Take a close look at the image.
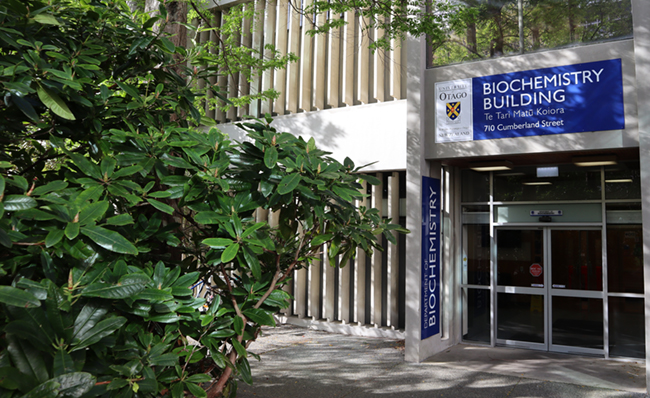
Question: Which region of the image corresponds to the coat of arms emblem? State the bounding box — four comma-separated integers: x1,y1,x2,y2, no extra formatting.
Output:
446,102,461,121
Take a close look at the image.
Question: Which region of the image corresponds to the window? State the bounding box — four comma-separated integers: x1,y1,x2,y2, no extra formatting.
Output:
428,0,633,68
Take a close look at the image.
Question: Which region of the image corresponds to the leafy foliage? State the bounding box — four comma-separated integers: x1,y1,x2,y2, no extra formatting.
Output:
0,1,406,397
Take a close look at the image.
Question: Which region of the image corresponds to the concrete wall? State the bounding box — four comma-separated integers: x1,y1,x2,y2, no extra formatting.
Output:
217,100,407,172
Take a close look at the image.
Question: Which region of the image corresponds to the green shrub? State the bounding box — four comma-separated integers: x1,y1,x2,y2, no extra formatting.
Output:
0,1,406,397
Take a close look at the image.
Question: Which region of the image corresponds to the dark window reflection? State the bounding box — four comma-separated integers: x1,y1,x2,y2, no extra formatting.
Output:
462,170,490,202
607,225,643,293
497,229,544,288
605,161,641,199
552,296,603,349
465,224,490,285
551,230,602,291
463,288,491,343
609,297,645,358
497,293,544,343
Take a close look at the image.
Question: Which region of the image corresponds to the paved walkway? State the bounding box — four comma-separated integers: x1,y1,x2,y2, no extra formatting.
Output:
238,324,647,398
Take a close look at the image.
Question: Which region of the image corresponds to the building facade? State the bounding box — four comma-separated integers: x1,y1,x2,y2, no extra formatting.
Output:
205,0,650,393
405,0,650,392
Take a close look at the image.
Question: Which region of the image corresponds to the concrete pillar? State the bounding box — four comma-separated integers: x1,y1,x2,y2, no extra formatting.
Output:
343,10,355,106
274,0,289,115
355,180,368,325
300,0,314,112
371,173,383,326
261,0,277,115
327,13,341,108
631,0,650,393
287,3,300,113
388,172,400,327
249,0,266,118
358,17,370,104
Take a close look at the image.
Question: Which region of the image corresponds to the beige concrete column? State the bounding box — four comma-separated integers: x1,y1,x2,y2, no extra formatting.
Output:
309,258,321,319
327,13,341,108
371,173,383,326
388,172,400,327
358,17,370,104
274,0,289,115
300,0,314,112
238,3,252,119
339,258,351,323
631,0,650,393
343,10,356,106
287,5,300,113
314,9,327,110
374,19,386,102
355,180,368,325
323,244,336,321
390,36,403,100
261,0,277,115
249,0,266,118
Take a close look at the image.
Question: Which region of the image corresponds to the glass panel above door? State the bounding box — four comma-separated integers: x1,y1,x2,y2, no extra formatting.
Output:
493,165,601,202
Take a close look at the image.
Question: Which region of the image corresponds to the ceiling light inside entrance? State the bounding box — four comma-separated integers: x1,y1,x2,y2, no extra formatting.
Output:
523,181,552,185
572,155,617,167
469,160,513,172
605,178,633,183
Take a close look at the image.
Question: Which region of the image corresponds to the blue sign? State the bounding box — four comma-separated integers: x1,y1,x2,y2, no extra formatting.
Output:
421,176,441,340
474,59,624,140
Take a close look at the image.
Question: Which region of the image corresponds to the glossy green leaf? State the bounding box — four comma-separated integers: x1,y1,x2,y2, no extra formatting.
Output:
243,307,275,328
241,222,265,239
311,233,333,247
31,180,68,196
147,198,175,215
81,274,150,299
232,339,247,358
185,381,207,398
37,85,75,120
71,316,127,351
264,146,278,168
233,315,244,335
72,303,109,341
65,221,80,239
80,225,138,254
0,286,41,308
221,243,240,263
78,201,109,225
6,334,48,383
242,246,261,281
105,214,134,225
277,173,301,195
11,93,39,122
20,380,59,398
0,227,11,248
53,349,75,377
237,357,253,385
3,195,37,211
202,237,233,248
33,14,62,26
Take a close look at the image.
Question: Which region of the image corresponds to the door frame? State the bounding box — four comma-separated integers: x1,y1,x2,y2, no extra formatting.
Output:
495,226,604,356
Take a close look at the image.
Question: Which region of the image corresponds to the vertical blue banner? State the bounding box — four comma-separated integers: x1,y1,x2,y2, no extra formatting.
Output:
421,176,441,340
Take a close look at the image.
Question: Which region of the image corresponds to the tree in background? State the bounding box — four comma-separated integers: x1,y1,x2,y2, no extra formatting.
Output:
0,1,405,397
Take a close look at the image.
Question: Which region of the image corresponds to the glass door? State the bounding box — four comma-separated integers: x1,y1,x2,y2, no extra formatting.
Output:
496,228,547,350
496,228,604,355
549,229,603,355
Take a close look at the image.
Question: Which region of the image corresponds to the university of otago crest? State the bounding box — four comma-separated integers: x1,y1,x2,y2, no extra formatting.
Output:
435,78,473,143
446,102,461,121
